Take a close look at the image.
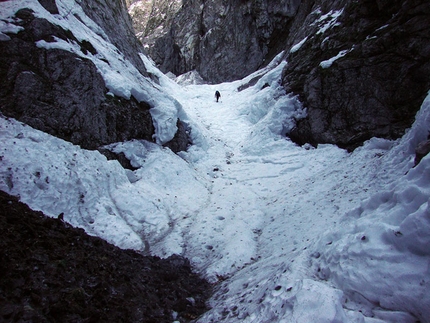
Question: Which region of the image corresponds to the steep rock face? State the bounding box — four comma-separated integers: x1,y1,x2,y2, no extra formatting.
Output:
0,8,154,150
282,0,430,150
127,0,182,48
134,0,300,82
79,0,149,78
146,0,203,77
0,1,189,152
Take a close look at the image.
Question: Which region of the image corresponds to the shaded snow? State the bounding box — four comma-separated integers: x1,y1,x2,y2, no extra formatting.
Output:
315,9,344,35
320,49,351,68
1,1,430,322
290,37,308,53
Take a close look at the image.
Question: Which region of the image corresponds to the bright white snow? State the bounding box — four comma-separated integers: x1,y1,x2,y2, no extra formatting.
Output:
320,49,351,68
290,37,308,53
1,1,430,322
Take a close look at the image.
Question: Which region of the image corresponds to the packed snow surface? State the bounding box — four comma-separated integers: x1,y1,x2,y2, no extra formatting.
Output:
1,1,430,322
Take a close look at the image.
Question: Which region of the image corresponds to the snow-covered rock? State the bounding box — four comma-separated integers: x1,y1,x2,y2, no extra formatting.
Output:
0,0,187,149
284,0,430,150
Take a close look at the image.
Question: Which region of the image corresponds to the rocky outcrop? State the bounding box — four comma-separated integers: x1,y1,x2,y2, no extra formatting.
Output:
127,0,182,48
0,2,190,153
283,0,430,150
132,0,300,82
0,8,154,150
127,0,184,76
79,0,150,78
198,0,301,82
163,119,191,153
37,0,59,14
415,138,430,166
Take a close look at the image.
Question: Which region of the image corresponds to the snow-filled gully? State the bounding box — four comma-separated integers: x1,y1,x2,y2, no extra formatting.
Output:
1,1,429,317
2,60,430,321
1,60,429,322
143,62,429,322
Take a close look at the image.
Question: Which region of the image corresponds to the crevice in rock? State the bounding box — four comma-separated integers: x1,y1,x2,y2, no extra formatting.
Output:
164,119,192,153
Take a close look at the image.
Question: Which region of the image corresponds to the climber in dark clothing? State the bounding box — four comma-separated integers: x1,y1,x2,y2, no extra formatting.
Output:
215,90,221,102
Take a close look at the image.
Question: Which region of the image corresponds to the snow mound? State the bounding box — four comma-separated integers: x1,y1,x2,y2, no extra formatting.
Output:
175,70,206,86
0,117,209,256
311,94,430,322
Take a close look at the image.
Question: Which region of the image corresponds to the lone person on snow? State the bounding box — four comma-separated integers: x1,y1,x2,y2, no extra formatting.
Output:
215,90,221,102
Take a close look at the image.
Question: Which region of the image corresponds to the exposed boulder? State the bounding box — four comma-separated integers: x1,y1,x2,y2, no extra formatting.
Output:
98,148,140,171
283,0,430,150
163,119,191,153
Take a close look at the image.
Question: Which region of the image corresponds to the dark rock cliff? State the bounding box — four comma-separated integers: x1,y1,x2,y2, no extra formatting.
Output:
0,0,188,152
283,0,430,150
132,0,301,83
0,5,152,151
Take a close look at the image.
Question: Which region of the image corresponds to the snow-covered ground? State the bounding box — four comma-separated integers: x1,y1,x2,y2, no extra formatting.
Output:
1,1,430,322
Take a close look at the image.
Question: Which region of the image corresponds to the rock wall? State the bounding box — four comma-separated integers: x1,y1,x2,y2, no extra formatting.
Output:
0,0,189,152
282,0,430,150
79,0,150,77
127,0,182,47
7,0,427,152
133,0,300,82
0,7,153,150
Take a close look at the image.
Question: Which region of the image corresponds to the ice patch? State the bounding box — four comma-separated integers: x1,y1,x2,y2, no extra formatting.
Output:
290,37,308,53
315,9,344,35
320,49,350,68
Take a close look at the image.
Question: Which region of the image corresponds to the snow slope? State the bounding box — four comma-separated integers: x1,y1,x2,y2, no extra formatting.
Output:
1,2,430,322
